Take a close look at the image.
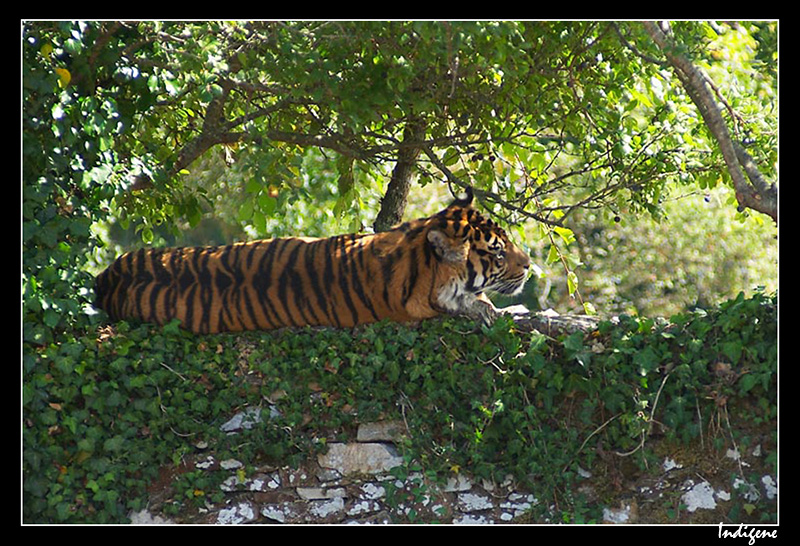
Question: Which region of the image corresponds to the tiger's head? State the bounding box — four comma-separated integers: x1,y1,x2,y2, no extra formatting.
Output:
426,189,531,305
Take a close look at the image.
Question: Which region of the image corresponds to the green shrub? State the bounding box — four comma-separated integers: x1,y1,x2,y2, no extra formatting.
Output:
22,291,776,523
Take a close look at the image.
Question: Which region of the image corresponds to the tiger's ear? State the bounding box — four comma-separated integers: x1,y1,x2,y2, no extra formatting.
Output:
449,186,474,209
427,229,469,264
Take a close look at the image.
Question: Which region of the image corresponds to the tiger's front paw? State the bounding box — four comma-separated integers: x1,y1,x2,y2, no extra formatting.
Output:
461,296,500,326
469,302,531,326
499,304,530,317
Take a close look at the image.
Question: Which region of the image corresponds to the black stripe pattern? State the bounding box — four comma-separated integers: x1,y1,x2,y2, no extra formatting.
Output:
94,190,531,333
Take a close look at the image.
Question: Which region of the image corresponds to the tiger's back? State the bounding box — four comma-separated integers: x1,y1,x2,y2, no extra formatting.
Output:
94,191,531,333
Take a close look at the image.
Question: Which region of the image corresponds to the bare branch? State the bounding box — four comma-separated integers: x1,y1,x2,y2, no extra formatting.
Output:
420,145,564,227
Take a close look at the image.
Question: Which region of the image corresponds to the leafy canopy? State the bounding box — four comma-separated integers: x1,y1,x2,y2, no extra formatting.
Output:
22,20,777,336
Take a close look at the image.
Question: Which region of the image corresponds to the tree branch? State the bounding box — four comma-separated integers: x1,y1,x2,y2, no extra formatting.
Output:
512,309,601,336
420,145,565,227
641,21,777,222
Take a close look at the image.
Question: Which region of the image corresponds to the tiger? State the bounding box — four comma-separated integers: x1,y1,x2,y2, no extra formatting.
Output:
94,188,531,334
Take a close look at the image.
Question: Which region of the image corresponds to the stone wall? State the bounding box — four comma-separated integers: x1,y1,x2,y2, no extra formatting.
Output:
130,416,538,524
129,411,777,524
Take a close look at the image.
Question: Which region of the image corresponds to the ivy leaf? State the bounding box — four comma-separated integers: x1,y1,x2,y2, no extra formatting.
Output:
633,346,661,375
721,340,743,365
103,435,125,453
40,306,61,328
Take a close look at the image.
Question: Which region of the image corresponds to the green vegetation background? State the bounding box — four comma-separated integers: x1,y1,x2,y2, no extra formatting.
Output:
22,21,777,523
23,292,777,523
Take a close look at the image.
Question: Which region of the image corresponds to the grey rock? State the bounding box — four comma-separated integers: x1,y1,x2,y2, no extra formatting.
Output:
443,474,473,492
682,481,717,512
310,497,345,519
216,501,257,524
318,442,404,476
220,407,262,433
261,502,302,524
457,492,493,512
297,487,347,501
356,420,405,442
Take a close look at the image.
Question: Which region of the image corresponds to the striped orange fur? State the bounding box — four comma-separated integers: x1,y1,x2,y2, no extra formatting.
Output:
94,189,530,333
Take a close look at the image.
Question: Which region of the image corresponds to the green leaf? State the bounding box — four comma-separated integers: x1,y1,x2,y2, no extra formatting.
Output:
738,373,758,394
628,86,653,108
633,346,661,375
23,383,35,406
141,226,154,244
546,245,560,265
567,272,578,296
237,200,254,222
43,309,61,328
245,179,261,193
252,209,266,234
563,331,584,355
257,192,277,215
103,436,125,453
721,340,743,365
554,226,575,245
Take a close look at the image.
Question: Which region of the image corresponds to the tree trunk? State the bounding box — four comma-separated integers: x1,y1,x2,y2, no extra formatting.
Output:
373,119,426,232
642,21,777,223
